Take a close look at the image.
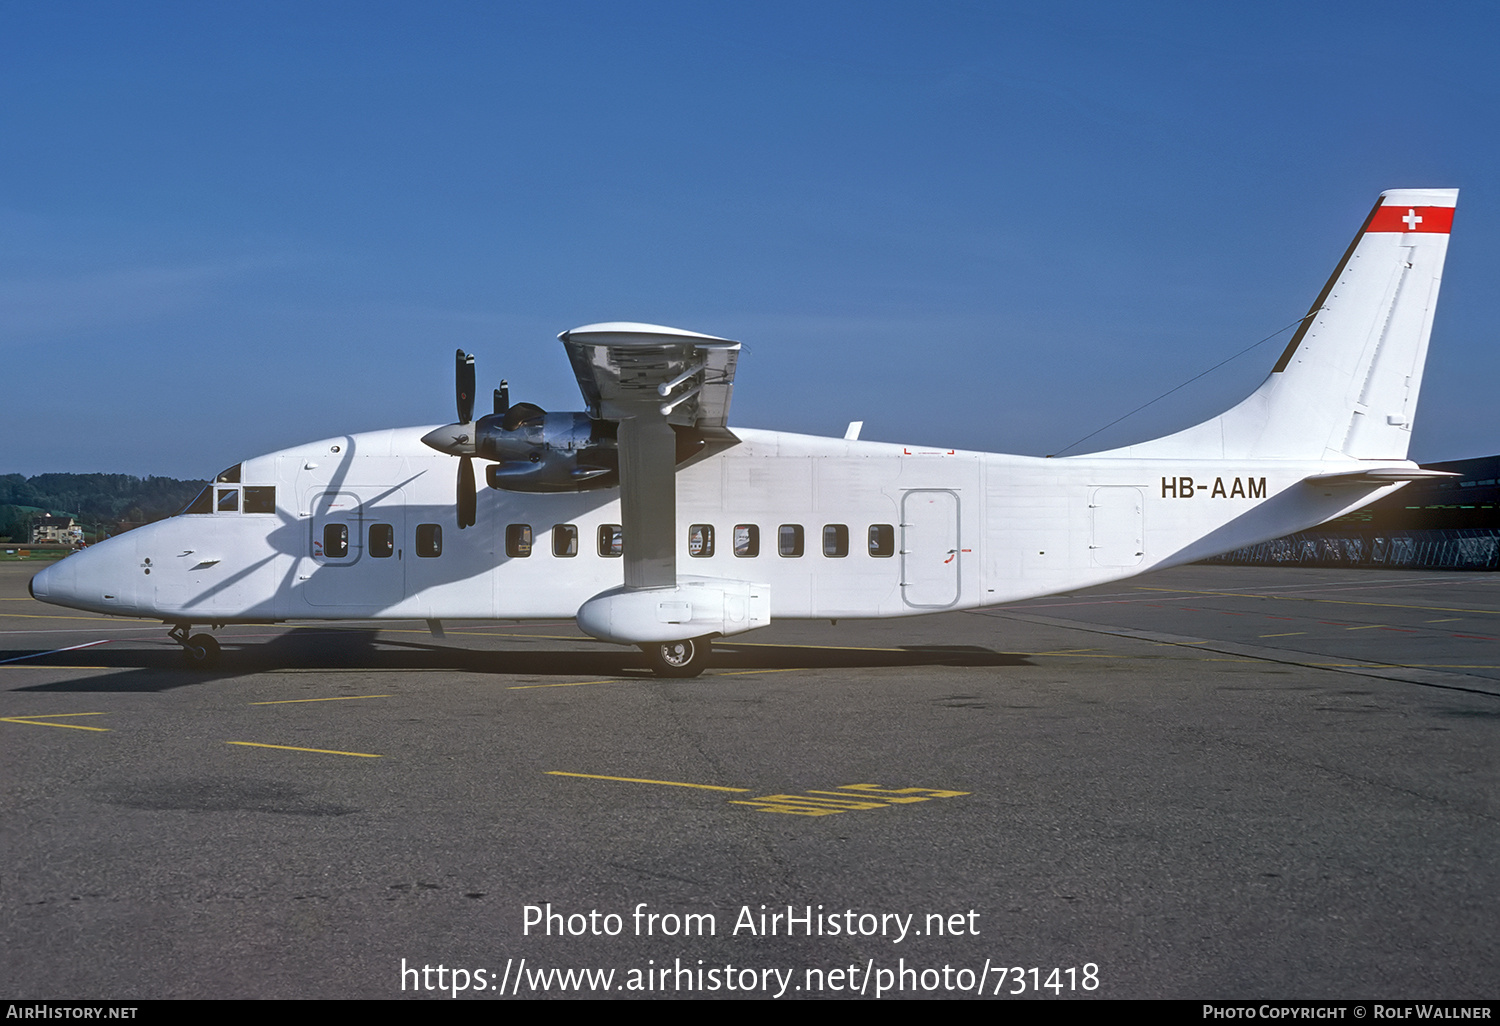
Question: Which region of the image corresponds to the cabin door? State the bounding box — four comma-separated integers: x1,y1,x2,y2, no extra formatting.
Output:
303,489,406,608
900,489,961,608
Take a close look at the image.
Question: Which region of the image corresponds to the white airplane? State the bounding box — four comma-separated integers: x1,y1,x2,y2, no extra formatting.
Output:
30,189,1460,676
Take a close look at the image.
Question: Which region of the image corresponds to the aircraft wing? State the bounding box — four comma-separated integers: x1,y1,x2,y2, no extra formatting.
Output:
559,321,741,432
557,322,742,589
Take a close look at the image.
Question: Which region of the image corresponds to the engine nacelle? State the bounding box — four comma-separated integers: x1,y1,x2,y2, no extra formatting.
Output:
478,411,618,492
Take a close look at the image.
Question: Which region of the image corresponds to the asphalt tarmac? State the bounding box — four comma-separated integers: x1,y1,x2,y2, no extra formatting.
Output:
2,561,1496,1000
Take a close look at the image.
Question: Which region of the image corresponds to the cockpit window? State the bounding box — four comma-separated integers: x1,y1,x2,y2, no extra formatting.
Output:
216,464,242,483
243,486,275,514
217,488,239,513
178,486,213,515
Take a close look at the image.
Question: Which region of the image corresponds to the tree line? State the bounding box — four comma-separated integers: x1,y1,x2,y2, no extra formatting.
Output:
0,473,208,541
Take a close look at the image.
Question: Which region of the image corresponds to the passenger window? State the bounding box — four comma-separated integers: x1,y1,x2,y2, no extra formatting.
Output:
323,523,349,558
598,524,624,557
217,488,239,513
243,486,275,514
868,524,895,557
369,523,394,558
689,524,714,557
778,524,804,557
734,524,760,557
506,524,533,557
553,524,578,557
823,524,849,557
416,523,442,557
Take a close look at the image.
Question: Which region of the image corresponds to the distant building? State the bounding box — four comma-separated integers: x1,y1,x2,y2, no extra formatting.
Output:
1205,455,1500,570
30,515,84,547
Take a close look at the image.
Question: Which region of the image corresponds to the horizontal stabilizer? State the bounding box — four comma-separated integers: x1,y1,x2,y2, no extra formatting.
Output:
1303,467,1460,487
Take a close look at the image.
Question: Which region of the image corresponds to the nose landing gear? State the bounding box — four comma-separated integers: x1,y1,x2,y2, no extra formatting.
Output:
168,623,222,668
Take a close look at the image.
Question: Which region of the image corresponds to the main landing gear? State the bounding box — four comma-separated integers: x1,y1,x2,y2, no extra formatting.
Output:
640,636,712,678
168,623,221,669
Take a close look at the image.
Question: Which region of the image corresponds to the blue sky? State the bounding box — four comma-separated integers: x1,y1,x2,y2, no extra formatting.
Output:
4,1,1497,477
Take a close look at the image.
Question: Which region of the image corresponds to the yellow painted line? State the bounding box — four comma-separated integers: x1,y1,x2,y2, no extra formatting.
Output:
1426,618,1461,623
707,667,806,677
1155,640,1207,645
727,640,905,653
226,741,381,758
6,711,108,718
249,695,392,705
1314,663,1500,670
1259,632,1307,637
384,629,586,640
1346,624,1384,631
1132,586,1500,617
508,678,641,690
2,712,109,732
547,771,750,793
0,613,125,621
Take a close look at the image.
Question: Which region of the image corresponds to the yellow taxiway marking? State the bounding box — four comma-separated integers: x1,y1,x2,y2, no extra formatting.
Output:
1313,662,1500,670
547,771,750,793
1426,618,1461,623
727,640,905,653
2,712,110,731
1259,632,1307,637
508,678,642,690
383,629,586,641
1345,624,1385,630
249,695,392,705
1133,586,1500,617
0,613,126,621
226,741,381,758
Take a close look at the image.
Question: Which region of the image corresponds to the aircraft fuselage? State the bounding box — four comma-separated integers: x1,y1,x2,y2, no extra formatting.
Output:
30,425,1392,626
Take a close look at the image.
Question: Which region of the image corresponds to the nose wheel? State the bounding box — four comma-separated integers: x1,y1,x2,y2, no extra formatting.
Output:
641,637,711,678
168,624,222,669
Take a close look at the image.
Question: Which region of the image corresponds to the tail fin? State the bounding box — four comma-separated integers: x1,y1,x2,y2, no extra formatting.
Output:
1090,189,1456,461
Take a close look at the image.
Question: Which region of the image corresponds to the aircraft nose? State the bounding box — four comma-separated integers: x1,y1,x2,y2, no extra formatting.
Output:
421,423,476,456
29,559,62,603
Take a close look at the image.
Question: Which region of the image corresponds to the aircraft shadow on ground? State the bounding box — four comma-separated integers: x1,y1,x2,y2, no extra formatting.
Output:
4,632,1030,692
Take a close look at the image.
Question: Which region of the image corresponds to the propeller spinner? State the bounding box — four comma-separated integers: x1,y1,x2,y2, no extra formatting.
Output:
420,349,480,528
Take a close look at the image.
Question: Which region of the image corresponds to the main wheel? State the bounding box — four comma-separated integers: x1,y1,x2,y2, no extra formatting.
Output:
183,633,221,669
642,637,710,678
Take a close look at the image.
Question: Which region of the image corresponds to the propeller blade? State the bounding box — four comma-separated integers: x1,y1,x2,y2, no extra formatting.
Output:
456,349,476,424
458,455,476,529
495,379,509,417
